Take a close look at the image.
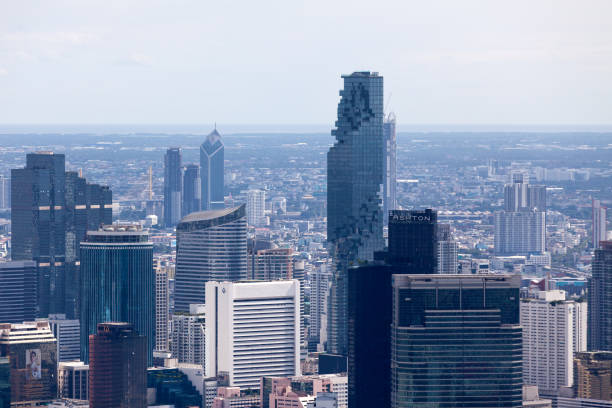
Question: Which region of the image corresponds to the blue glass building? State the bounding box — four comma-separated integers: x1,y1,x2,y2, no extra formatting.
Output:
80,225,154,365
182,164,201,217
200,129,224,210
327,71,384,356
164,147,183,227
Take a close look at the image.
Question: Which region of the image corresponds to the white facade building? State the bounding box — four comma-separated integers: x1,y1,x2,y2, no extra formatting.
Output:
171,304,205,366
246,189,266,227
205,280,301,388
593,198,607,249
155,266,170,351
521,290,587,393
309,262,331,351
494,210,546,255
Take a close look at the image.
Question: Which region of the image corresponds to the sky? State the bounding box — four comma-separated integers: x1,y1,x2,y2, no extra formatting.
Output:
1,0,612,126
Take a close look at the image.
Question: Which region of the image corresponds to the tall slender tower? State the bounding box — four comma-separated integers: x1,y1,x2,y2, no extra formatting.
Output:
182,164,201,216
164,147,182,227
327,71,384,356
588,241,612,351
200,129,225,210
383,112,397,226
593,198,607,249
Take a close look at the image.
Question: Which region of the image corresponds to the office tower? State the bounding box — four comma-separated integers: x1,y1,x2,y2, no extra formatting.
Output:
200,128,225,211
0,176,9,209
88,322,146,408
164,147,182,227
574,352,612,400
593,199,608,249
58,361,89,400
48,314,80,362
80,225,154,364
0,261,36,323
589,241,612,351
171,304,205,366
388,209,438,272
0,321,58,405
383,112,397,226
437,223,458,274
182,164,201,216
494,210,546,255
155,266,169,352
174,205,247,312
293,259,306,354
327,71,384,356
247,189,266,226
12,152,112,318
254,248,293,280
247,237,272,279
521,291,587,393
205,280,301,388
309,262,331,351
390,274,523,407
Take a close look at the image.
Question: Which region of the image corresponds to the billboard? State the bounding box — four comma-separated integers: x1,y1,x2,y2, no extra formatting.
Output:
25,348,41,381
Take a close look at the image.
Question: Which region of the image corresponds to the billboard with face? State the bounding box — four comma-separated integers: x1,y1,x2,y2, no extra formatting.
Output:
25,349,41,380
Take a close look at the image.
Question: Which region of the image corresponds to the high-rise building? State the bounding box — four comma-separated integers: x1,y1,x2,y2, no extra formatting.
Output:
171,303,205,366
254,248,293,280
589,241,612,351
80,225,154,365
574,351,612,400
309,261,331,352
593,199,608,249
383,112,397,226
182,164,201,217
292,259,306,355
0,261,37,323
58,361,89,400
200,129,225,211
88,322,147,408
327,71,384,356
11,152,111,318
155,266,169,352
387,209,438,272
164,147,182,227
205,280,301,388
0,321,58,405
0,176,9,209
48,313,81,362
391,274,523,407
521,290,587,393
437,223,458,274
247,189,266,226
174,205,247,312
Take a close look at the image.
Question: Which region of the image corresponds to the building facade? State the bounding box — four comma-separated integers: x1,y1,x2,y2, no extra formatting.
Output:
182,164,201,217
164,147,182,227
48,313,80,362
58,361,89,401
327,71,384,356
495,210,546,255
155,266,169,352
383,112,397,226
200,129,225,211
593,199,608,249
246,189,266,227
589,241,612,351
574,351,612,400
174,205,247,312
171,304,205,366
0,261,36,323
254,248,293,281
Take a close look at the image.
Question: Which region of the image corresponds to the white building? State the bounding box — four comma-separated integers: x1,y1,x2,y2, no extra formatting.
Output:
494,210,546,255
47,314,80,362
593,198,607,249
58,361,89,401
155,266,170,352
171,304,205,366
205,280,301,388
246,189,266,227
521,290,587,393
309,262,331,351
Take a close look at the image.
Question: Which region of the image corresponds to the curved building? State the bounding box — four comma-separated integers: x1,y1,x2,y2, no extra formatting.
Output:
174,205,247,312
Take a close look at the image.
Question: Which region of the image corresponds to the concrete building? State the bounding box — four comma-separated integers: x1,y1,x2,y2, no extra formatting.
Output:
171,304,205,366
155,266,169,352
437,224,458,274
593,199,608,249
58,360,89,400
574,352,612,400
308,262,330,352
247,189,266,227
260,374,347,408
523,386,552,408
254,248,293,280
164,147,182,227
48,313,81,362
205,280,301,388
212,387,259,408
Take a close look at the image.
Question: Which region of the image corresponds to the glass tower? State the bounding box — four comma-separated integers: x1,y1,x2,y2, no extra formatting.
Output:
588,240,612,351
383,112,397,226
164,147,182,228
182,164,201,217
391,274,523,408
174,205,247,312
79,225,154,365
200,129,224,210
327,71,384,356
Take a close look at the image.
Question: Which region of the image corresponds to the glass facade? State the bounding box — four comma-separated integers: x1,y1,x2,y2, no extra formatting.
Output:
383,113,397,226
164,147,183,227
327,71,384,356
182,164,201,217
80,227,154,365
388,209,438,272
200,129,224,210
391,274,522,408
589,241,612,351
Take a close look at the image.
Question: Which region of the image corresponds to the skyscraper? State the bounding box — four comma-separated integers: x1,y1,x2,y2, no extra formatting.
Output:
0,175,9,209
182,164,201,217
383,112,397,226
174,205,247,312
171,304,205,366
593,199,608,249
155,266,169,352
205,280,301,388
88,322,147,408
80,224,154,365
0,261,36,323
589,241,612,351
391,274,523,407
200,129,224,211
164,147,182,227
246,189,266,226
12,152,112,318
327,71,384,356
437,223,458,274
309,261,331,352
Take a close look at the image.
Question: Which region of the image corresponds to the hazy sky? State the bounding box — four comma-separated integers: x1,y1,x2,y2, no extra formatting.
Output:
1,0,611,126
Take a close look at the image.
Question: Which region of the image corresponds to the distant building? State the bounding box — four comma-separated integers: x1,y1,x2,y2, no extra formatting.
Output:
205,280,301,388
0,260,36,323
80,224,154,365
254,248,293,280
247,189,266,226
0,175,9,209
48,314,80,362
260,374,347,408
495,210,546,255
182,163,201,217
171,304,205,366
174,205,247,312
155,266,169,352
88,322,146,408
574,351,612,400
0,321,58,405
200,129,225,211
147,367,203,407
327,72,384,357
58,360,89,401
164,147,182,227
213,386,259,408
437,224,458,274
383,112,397,226
593,199,608,249
589,241,612,351
309,262,331,352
